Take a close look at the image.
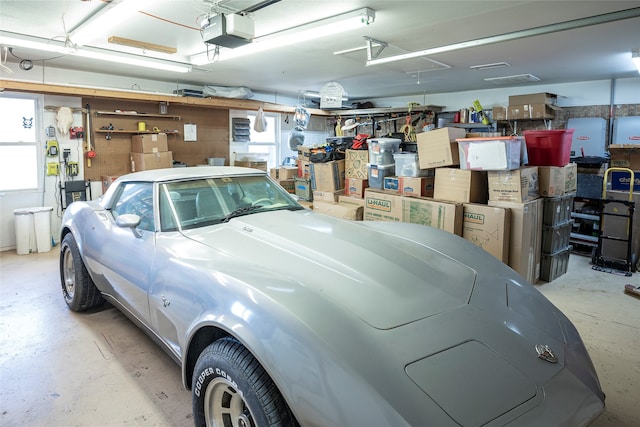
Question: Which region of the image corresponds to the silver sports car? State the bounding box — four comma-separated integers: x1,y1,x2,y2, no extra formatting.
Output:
59,166,605,427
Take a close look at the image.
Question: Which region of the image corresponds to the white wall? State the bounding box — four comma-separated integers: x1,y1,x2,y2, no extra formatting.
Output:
369,77,640,111
3,64,300,106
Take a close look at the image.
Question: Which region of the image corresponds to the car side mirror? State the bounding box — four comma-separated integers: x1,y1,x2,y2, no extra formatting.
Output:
116,214,143,237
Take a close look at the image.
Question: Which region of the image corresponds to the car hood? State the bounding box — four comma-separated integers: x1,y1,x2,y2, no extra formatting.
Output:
184,209,476,330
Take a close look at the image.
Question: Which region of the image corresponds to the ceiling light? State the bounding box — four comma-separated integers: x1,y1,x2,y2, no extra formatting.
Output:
484,74,540,85
470,62,510,71
69,0,152,47
191,7,375,65
0,31,191,73
633,49,640,74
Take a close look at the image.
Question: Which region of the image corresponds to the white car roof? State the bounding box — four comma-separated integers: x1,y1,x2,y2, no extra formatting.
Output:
120,166,266,183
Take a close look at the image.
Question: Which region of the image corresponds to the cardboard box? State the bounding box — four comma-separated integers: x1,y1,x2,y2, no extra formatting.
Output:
400,176,434,197
508,104,557,120
278,179,295,194
610,170,640,192
508,92,557,106
463,204,511,263
338,195,365,206
492,106,507,121
313,189,344,202
345,149,369,179
609,145,640,170
417,127,467,169
508,105,526,120
101,175,119,193
344,178,368,198
310,160,345,191
488,199,543,284
294,178,312,200
364,189,463,235
131,133,168,153
235,160,268,171
434,168,488,204
131,151,173,171
270,166,298,180
538,164,577,196
297,159,311,178
488,167,539,202
313,200,363,221
528,103,557,119
297,145,312,161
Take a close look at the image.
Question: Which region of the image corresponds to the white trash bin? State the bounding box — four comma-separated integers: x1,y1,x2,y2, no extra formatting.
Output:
13,207,53,254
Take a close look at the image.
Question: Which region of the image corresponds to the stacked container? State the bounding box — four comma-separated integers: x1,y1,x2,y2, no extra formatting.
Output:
367,138,401,188
540,194,574,281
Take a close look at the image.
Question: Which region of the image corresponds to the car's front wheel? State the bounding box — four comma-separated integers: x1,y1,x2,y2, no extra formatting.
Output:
192,337,297,427
59,233,104,311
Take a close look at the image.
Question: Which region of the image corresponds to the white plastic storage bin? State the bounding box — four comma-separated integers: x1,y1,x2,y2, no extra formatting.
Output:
13,207,53,255
367,163,395,189
368,138,401,165
457,136,523,171
393,152,431,177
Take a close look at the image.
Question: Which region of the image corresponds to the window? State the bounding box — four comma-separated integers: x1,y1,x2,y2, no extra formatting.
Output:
247,111,279,169
0,94,40,191
110,182,155,232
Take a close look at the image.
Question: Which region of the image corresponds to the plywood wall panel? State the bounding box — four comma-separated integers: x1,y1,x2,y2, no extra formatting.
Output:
82,98,229,181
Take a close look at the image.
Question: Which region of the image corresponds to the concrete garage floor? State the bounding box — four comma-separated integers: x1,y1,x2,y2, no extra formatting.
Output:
0,248,639,427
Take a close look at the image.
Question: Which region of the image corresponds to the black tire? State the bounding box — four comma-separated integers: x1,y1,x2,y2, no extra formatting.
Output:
192,337,297,427
59,233,104,311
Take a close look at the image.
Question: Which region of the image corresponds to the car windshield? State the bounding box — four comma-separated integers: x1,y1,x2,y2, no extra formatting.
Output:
159,174,304,231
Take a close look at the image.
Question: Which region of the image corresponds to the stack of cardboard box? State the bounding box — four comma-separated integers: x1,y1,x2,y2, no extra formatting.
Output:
269,166,297,194
286,120,580,283
492,92,561,121
130,133,173,171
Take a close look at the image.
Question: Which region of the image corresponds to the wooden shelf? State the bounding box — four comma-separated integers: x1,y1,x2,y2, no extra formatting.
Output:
95,110,182,120
445,122,495,129
328,104,443,116
95,130,179,134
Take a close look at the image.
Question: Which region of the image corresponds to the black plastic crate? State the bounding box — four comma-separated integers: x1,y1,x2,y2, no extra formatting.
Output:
542,221,573,254
543,194,574,226
542,220,573,253
540,246,571,282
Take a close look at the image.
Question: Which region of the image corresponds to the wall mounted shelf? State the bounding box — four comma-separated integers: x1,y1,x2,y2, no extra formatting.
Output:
95,130,179,135
95,110,182,120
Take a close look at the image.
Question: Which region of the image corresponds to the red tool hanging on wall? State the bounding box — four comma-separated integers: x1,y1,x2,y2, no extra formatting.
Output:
84,103,96,167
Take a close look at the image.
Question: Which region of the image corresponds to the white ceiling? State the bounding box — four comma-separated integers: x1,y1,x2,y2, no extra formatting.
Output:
1,0,639,101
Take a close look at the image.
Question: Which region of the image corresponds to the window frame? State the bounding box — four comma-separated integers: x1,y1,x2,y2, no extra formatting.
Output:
0,92,44,192
246,111,280,170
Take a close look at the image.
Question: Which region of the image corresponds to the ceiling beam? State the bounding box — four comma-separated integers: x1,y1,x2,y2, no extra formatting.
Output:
107,36,177,54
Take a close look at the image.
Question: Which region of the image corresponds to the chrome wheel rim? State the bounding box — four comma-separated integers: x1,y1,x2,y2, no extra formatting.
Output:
62,248,75,299
204,377,255,427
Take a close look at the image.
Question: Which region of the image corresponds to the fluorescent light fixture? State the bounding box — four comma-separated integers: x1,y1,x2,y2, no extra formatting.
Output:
0,32,191,73
69,0,152,47
484,74,540,85
469,62,510,71
191,7,375,65
633,49,640,74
